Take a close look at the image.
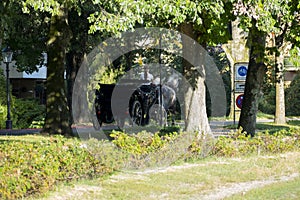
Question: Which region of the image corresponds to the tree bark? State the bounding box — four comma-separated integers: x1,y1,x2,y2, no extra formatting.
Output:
274,51,286,124
180,23,211,134
238,18,267,136
43,6,72,136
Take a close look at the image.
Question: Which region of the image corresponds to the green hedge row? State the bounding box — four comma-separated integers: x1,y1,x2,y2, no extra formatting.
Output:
0,136,111,200
0,98,45,129
210,128,300,157
1,127,300,199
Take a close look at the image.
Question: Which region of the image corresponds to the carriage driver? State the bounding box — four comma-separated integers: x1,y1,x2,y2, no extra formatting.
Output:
139,64,154,82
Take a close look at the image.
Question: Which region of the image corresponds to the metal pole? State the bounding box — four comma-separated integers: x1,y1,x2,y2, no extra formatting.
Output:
5,62,12,129
233,63,236,126
159,34,163,126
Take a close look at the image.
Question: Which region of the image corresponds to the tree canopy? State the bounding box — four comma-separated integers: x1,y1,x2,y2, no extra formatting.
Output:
1,0,299,136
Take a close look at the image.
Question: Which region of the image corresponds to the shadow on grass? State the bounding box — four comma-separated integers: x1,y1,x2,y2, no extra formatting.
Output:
225,121,300,135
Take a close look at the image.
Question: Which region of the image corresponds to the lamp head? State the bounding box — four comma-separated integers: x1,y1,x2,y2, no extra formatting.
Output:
2,46,13,63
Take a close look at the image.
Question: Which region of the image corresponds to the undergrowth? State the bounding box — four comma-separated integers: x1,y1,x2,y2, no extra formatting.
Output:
1,126,300,199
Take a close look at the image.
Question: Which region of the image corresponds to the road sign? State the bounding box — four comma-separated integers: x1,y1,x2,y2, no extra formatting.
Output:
235,82,245,92
235,63,248,81
236,94,244,109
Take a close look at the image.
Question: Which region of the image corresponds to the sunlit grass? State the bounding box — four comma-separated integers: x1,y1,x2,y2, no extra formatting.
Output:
33,152,300,200
227,177,300,200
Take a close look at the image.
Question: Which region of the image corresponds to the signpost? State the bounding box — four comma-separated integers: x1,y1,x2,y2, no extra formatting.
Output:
233,62,248,125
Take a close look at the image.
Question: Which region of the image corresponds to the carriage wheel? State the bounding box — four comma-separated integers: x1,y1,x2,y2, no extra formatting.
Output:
131,100,143,126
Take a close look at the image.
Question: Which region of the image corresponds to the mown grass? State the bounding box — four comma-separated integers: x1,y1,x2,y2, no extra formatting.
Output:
34,152,300,200
227,176,300,200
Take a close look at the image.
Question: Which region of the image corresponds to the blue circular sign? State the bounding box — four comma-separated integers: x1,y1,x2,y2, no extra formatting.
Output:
238,66,247,77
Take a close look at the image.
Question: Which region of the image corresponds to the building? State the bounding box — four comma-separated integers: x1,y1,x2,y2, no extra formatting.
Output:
0,61,46,104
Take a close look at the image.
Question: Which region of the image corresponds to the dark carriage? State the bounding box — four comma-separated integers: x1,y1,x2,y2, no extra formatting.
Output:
93,79,167,129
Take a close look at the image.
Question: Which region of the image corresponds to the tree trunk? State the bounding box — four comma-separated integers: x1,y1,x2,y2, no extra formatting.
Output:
66,51,87,124
180,23,211,134
238,18,267,136
43,6,72,136
66,8,91,125
274,51,286,124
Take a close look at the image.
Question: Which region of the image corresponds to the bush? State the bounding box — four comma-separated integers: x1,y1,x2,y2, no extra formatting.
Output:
0,68,6,105
0,98,45,129
1,126,300,199
286,74,300,116
210,128,300,157
11,98,45,129
0,136,110,200
0,104,8,129
110,130,179,155
259,87,275,115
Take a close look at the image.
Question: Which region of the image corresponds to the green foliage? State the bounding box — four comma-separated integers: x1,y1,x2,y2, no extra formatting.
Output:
110,130,179,155
0,136,109,200
210,128,300,157
0,98,45,129
1,124,300,199
259,86,275,115
0,69,6,105
0,104,8,128
12,99,45,129
88,0,234,44
29,119,45,129
286,74,300,116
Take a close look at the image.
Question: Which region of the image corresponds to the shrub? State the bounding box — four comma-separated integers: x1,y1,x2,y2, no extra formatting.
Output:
286,74,300,116
0,68,6,105
0,136,110,200
0,104,8,129
258,87,275,115
12,98,45,129
110,130,179,155
1,126,300,199
210,128,300,157
0,98,45,129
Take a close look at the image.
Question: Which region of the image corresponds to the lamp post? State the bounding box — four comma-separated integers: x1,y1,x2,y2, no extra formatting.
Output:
2,46,13,129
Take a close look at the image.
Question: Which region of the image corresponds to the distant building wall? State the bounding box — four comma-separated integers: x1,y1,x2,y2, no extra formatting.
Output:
1,62,46,104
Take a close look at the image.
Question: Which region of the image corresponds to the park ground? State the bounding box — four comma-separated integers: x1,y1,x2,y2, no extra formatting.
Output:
1,116,300,200
32,151,300,200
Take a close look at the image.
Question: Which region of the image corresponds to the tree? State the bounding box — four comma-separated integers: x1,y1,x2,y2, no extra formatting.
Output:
22,0,82,135
89,0,233,133
238,17,267,136
17,0,234,135
234,0,300,136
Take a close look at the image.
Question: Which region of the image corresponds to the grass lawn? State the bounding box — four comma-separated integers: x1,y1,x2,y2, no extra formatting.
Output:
32,151,300,200
2,118,300,200
227,177,300,200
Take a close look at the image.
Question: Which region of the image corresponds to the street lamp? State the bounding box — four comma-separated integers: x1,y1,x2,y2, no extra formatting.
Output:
2,46,13,129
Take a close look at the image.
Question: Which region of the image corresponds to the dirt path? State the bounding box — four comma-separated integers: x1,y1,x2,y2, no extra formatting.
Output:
40,154,299,200
197,173,299,200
